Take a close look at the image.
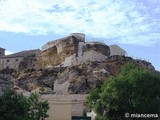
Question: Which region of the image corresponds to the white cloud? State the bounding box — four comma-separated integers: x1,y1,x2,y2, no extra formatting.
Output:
5,50,13,55
0,0,160,45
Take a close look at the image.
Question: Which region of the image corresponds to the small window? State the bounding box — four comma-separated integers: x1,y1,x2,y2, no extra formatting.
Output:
15,59,18,62
7,60,10,62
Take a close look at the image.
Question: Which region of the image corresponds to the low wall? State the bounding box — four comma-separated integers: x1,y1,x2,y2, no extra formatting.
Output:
40,94,88,120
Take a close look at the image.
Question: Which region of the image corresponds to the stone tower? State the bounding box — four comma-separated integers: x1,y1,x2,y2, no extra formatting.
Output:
70,33,85,42
0,47,5,57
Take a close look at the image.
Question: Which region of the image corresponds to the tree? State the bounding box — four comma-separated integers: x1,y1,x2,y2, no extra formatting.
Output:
87,62,160,120
0,88,49,120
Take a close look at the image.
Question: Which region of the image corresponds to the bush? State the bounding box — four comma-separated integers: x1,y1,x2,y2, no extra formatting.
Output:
87,62,160,120
0,88,49,120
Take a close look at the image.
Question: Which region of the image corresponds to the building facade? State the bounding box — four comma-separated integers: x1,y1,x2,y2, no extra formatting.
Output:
0,47,5,57
38,33,111,68
109,44,127,56
0,49,41,70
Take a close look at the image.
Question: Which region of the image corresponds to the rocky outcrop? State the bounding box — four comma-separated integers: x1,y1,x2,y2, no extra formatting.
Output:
38,35,80,68
8,55,156,94
18,57,38,71
135,59,155,70
0,33,157,95
37,36,110,68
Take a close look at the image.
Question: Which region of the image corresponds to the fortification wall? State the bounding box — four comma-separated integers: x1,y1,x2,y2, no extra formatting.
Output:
0,49,5,57
2,57,23,70
39,39,110,69
109,45,126,56
59,50,108,67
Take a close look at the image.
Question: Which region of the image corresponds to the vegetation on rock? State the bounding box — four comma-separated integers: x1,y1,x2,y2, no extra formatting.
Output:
87,62,160,120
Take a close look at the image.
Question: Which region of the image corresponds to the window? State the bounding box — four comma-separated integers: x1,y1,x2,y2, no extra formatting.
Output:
15,59,18,62
7,60,10,62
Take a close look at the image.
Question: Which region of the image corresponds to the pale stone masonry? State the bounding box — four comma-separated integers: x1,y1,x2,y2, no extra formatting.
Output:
109,44,127,56
40,94,88,120
38,33,127,68
0,33,127,70
0,47,5,57
0,49,41,70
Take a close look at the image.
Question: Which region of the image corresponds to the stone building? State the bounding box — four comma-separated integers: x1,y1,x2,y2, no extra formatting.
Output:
38,33,110,68
0,49,41,70
0,47,5,57
0,47,6,69
109,44,127,56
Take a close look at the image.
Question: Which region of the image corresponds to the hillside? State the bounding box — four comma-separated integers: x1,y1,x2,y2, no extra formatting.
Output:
0,55,154,94
0,33,157,94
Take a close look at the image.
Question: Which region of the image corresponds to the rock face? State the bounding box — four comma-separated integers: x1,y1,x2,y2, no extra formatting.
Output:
18,57,38,71
0,33,157,95
10,55,155,94
38,35,80,68
37,34,110,68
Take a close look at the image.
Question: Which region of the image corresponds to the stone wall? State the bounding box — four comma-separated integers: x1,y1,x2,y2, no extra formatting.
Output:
38,37,110,68
0,48,5,57
1,57,23,70
60,50,108,67
109,45,126,56
0,49,40,70
0,59,4,70
39,94,88,120
46,101,71,120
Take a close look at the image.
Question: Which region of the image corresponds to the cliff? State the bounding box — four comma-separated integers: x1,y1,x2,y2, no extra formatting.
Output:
10,55,155,94
37,34,110,68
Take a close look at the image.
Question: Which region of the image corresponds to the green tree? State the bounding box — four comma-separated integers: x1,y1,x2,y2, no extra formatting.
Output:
87,62,160,120
0,88,49,120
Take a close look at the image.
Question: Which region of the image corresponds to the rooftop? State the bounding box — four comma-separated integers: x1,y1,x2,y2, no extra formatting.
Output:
0,47,5,50
2,49,41,58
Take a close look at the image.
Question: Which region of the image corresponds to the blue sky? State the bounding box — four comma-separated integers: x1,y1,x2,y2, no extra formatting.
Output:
0,0,159,70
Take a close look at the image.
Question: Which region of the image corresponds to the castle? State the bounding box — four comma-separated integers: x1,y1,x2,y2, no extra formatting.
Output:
38,33,127,68
0,33,127,70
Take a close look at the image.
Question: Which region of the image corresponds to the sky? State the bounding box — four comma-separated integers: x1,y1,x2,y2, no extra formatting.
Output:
0,0,159,71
